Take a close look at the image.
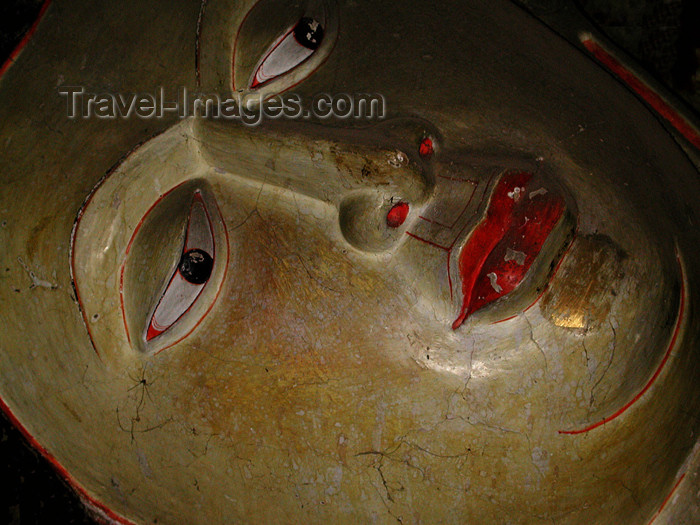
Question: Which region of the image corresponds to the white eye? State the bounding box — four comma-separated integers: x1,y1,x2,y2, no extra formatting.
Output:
146,191,215,341
250,17,324,88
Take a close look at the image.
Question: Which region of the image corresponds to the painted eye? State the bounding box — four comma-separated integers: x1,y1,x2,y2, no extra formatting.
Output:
250,17,324,88
178,249,213,285
146,191,216,341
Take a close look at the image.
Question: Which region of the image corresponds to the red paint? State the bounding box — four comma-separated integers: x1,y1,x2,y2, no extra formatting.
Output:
492,229,578,323
419,137,434,159
119,266,130,347
418,214,451,228
559,255,685,435
387,202,409,228
405,231,454,298
419,178,478,231
230,0,255,91
406,174,495,310
145,191,214,342
405,231,450,251
452,171,565,329
154,193,229,355
146,323,163,341
581,36,700,150
492,314,518,324
250,25,296,88
647,472,686,525
0,397,135,525
121,188,226,350
0,0,52,79
446,254,454,299
418,215,460,230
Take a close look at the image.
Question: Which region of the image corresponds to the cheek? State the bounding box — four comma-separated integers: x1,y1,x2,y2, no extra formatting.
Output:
158,190,429,433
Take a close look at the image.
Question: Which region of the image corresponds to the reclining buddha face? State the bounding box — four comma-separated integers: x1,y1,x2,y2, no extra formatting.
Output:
1,0,699,523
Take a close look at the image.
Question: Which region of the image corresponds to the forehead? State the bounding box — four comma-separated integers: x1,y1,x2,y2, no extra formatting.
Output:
199,0,689,197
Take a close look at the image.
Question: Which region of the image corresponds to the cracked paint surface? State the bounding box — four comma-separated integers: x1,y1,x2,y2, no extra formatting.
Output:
1,0,699,524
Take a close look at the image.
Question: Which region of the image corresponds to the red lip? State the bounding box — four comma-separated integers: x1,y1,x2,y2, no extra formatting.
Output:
452,170,566,329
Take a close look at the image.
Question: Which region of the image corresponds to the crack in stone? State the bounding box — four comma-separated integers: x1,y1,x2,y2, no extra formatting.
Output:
525,316,548,375
589,319,617,409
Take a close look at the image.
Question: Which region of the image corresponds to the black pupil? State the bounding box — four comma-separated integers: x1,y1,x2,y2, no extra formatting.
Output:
294,17,323,50
178,249,213,285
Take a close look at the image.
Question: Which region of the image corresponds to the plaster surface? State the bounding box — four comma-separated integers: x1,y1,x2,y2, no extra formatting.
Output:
0,1,698,523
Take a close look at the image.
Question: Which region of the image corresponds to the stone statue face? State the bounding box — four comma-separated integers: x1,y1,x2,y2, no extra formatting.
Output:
1,0,698,523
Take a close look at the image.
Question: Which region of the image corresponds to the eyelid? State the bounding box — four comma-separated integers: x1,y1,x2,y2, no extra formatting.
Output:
250,17,324,89
231,1,338,95
145,191,215,342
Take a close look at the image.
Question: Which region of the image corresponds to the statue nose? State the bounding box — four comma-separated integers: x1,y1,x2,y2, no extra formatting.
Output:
193,116,435,253
193,117,432,203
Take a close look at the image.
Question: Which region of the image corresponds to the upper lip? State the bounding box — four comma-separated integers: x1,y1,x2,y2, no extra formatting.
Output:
452,170,567,329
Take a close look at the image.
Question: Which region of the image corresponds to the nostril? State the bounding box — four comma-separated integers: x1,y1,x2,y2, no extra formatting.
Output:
338,192,413,252
419,137,434,159
386,202,409,228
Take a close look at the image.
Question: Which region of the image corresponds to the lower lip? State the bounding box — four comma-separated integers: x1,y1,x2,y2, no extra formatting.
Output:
452,170,565,329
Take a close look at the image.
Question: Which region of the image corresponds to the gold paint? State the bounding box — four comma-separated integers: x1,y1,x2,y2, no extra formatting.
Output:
541,234,626,333
551,311,586,329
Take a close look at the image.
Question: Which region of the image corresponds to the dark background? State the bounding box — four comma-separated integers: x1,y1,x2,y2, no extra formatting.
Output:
1,0,698,523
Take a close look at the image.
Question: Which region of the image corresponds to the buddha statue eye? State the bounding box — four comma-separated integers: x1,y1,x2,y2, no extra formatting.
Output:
231,1,337,94
250,17,324,88
145,191,216,341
